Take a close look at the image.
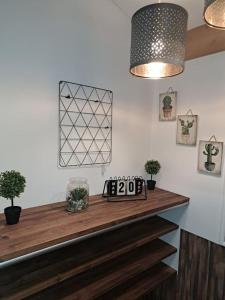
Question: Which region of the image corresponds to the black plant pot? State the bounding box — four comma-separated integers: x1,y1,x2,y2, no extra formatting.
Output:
147,180,156,190
205,162,215,172
4,206,21,225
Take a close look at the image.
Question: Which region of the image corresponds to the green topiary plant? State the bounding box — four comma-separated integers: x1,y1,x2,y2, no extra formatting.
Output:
145,160,161,181
0,170,26,225
0,170,26,207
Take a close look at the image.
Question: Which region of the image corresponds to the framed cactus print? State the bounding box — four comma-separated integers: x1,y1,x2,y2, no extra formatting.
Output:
159,89,177,121
176,115,198,145
198,140,223,176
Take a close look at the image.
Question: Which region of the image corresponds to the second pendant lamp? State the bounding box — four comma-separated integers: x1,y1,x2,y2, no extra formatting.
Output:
204,0,225,30
130,3,188,79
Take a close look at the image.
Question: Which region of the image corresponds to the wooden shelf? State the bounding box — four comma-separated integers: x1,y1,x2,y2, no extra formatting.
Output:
0,216,178,300
0,188,189,261
26,240,176,300
0,188,187,299
98,263,177,300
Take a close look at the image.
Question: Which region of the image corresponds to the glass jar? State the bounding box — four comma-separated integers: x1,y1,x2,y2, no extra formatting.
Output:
66,178,89,213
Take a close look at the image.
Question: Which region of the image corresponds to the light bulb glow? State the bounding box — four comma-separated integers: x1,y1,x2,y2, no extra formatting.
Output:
130,62,183,79
151,40,165,55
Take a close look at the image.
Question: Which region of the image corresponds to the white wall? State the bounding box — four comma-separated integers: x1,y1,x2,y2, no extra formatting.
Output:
1,0,225,273
0,0,152,212
150,52,225,268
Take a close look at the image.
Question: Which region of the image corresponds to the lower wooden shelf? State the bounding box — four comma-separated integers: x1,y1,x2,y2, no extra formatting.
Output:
1,216,178,300
27,240,176,300
98,263,177,300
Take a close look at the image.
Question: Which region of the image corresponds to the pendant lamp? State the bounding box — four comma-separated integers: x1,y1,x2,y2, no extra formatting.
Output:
204,0,225,30
130,3,188,79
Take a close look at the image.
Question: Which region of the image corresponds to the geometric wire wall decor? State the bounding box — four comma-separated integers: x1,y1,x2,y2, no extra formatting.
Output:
59,81,113,167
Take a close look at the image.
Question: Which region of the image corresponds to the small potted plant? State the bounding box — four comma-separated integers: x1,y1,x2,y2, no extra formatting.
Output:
0,170,26,225
145,160,161,190
66,187,89,212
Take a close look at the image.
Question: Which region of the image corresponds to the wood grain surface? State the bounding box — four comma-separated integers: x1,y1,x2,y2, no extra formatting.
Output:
0,216,178,300
143,274,177,300
186,24,225,61
178,230,225,300
178,230,210,300
207,241,225,300
26,241,176,300
0,188,189,261
97,263,177,300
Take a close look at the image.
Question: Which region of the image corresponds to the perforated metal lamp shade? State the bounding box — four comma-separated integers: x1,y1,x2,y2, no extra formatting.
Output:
130,3,188,79
204,0,225,30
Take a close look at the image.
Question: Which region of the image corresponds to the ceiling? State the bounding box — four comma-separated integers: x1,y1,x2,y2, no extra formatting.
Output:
112,0,204,29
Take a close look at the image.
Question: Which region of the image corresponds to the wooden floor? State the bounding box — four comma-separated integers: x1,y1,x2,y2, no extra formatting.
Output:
178,230,225,300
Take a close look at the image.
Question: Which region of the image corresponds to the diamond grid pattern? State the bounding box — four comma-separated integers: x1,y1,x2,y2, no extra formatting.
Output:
59,81,112,167
130,3,188,70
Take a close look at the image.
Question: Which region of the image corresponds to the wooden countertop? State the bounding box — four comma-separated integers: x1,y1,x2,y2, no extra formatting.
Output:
0,188,189,262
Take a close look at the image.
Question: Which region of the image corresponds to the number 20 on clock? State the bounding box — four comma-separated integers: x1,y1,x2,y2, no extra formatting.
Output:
116,178,137,196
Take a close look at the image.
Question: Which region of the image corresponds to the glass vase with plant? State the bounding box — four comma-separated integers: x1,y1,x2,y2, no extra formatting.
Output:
66,178,89,213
